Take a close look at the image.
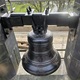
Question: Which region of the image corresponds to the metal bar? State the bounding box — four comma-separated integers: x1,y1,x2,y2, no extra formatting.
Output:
57,49,66,51
19,48,66,52
1,12,79,28
0,4,5,8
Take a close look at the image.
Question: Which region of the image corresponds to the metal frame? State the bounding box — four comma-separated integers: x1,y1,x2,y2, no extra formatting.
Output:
0,11,79,39
1,12,79,28
0,1,21,80
64,0,80,80
0,0,8,13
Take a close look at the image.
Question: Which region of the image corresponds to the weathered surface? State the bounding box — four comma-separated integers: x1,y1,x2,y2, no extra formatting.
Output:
0,25,21,80
12,75,71,80
65,19,80,80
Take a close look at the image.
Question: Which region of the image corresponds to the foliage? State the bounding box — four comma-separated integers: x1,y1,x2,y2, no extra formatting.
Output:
53,0,75,12
6,0,75,12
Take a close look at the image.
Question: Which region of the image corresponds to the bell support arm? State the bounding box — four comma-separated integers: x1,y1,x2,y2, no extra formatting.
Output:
0,12,79,30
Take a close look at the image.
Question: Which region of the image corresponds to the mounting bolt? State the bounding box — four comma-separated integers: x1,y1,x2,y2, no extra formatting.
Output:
26,6,32,15
45,7,49,15
0,8,4,12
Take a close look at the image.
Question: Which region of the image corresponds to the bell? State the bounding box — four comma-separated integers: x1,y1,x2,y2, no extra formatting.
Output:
22,14,61,76
22,30,61,76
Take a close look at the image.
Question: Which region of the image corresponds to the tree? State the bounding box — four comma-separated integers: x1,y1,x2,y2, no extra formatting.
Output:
28,0,75,12
6,0,75,12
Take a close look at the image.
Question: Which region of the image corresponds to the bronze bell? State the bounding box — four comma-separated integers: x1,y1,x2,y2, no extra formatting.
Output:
22,14,61,76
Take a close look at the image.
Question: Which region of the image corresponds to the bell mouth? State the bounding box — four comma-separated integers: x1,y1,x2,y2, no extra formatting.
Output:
22,52,61,76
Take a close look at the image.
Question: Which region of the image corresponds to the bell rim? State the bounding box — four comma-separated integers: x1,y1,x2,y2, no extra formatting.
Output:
22,53,61,76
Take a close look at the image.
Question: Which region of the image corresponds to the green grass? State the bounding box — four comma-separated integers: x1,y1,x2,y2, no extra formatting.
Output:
6,2,45,12
7,2,35,12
